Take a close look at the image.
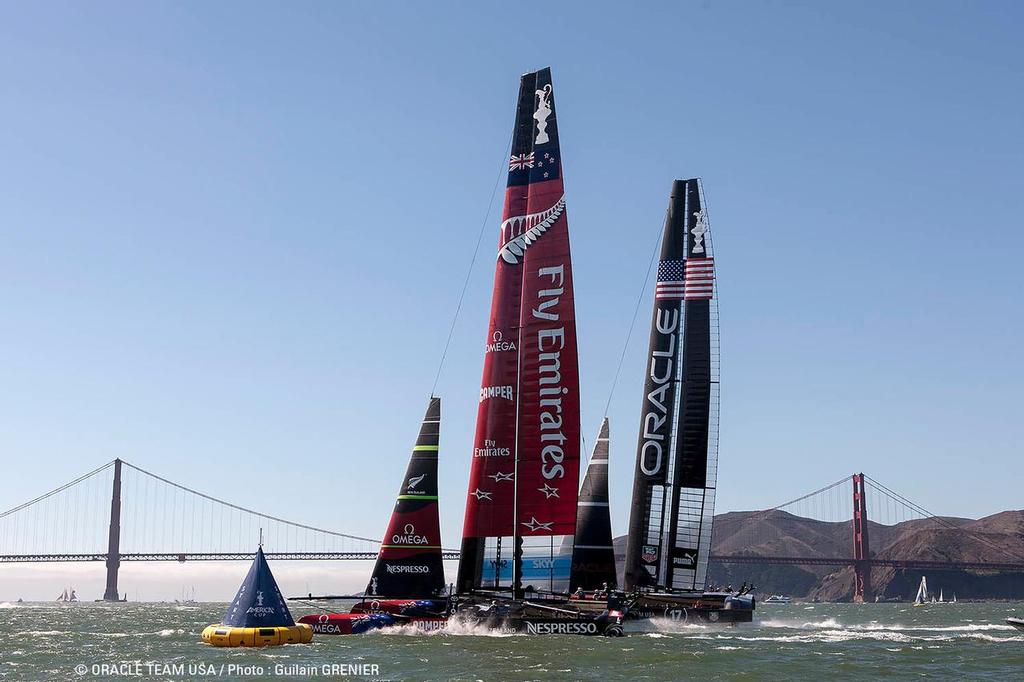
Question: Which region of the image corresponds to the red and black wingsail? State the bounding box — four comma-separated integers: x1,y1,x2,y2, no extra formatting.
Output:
458,67,581,595
624,179,719,593
366,397,446,598
569,418,617,591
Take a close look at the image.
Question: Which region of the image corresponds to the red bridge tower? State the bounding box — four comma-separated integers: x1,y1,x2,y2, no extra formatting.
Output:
852,473,872,603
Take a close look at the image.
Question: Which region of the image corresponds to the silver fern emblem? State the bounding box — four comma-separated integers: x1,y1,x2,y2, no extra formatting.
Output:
497,195,566,264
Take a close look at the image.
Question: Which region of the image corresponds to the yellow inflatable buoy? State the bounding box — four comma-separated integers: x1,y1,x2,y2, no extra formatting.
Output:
202,546,313,647
201,624,313,647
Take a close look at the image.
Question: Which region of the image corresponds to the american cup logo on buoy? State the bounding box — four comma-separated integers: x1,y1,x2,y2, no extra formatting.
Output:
391,523,429,545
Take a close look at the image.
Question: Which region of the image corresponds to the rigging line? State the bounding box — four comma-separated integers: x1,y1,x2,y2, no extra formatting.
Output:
429,129,514,398
120,461,378,544
0,460,115,520
768,475,853,514
601,217,666,418
864,475,1024,563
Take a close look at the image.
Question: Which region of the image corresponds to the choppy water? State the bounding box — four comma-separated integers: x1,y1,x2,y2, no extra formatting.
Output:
1,601,1022,680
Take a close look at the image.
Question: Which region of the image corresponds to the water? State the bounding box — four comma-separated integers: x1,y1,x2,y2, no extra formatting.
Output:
2,601,1022,680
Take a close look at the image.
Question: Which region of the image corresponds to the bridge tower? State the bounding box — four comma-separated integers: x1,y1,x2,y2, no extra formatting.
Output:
852,472,872,603
102,459,123,601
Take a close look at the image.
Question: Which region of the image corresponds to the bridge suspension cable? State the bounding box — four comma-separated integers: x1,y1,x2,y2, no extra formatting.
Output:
120,461,376,545
0,458,396,560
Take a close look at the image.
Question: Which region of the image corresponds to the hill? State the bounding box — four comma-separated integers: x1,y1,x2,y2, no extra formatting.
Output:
612,509,1024,601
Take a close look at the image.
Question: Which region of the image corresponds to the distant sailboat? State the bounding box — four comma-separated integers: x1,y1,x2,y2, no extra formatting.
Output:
913,576,928,607
938,589,945,603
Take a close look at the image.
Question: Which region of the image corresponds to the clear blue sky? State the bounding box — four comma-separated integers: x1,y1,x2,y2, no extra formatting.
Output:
2,0,1022,555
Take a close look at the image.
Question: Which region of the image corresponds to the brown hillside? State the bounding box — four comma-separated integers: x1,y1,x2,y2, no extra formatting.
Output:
613,509,1024,601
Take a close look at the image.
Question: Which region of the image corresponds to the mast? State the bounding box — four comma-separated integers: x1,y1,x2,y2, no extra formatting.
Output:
458,67,581,596
624,179,719,593
366,397,445,599
569,418,617,591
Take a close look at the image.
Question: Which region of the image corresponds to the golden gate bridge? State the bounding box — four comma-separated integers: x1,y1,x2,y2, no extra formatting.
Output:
2,460,1022,602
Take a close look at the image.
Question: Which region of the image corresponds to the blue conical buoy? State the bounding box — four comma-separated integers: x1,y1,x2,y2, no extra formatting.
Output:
202,546,312,647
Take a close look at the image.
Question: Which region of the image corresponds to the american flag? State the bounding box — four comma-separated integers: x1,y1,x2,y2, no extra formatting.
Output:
655,259,715,301
655,260,685,300
509,152,535,171
684,258,715,300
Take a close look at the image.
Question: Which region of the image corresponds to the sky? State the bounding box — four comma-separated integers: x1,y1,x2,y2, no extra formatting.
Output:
1,1,1022,599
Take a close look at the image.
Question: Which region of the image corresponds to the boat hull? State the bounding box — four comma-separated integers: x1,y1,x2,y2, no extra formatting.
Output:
451,598,625,637
298,613,446,635
347,599,447,617
606,592,754,625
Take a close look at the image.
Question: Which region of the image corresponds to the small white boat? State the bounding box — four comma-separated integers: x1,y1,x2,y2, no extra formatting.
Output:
913,576,928,607
764,595,791,604
1007,617,1024,631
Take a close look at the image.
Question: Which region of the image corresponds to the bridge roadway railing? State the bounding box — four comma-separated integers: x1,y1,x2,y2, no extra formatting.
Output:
0,551,462,563
2,551,1021,572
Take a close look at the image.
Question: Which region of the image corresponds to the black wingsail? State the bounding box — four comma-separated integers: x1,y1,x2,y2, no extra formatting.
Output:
569,418,617,591
624,179,719,593
366,397,446,598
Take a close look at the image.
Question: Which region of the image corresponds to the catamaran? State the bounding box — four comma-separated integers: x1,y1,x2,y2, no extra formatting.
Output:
619,179,754,625
913,576,928,606
449,66,624,637
297,398,450,634
55,588,77,603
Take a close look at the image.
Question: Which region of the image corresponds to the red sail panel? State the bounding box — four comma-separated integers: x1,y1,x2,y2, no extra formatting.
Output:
458,68,579,594
513,70,580,538
459,76,534,544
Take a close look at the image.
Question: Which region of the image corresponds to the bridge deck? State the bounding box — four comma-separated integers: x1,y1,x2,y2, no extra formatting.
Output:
0,551,461,563
1,552,1021,572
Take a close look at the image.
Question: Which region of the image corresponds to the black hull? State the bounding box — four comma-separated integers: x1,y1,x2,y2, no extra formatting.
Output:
452,597,624,637
569,591,755,625
624,592,754,625
625,604,753,624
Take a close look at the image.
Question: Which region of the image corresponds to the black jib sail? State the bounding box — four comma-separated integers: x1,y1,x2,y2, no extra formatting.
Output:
624,179,719,593
366,397,446,598
569,418,617,591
